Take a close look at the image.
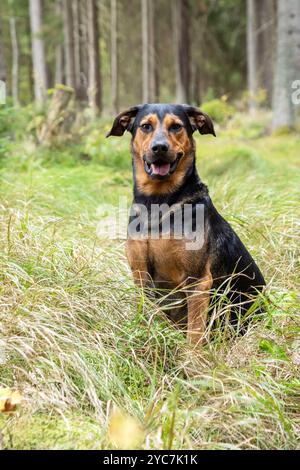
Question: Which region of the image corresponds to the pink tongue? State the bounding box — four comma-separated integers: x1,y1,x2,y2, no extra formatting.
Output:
151,163,170,176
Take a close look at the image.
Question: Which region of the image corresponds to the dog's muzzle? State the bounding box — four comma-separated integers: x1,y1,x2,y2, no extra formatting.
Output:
143,152,183,179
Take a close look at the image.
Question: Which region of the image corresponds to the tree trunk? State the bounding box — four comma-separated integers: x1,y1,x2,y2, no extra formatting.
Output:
255,0,276,106
29,0,48,105
272,0,300,130
247,0,257,114
111,0,119,113
141,0,156,103
63,0,76,89
25,14,34,103
9,17,19,106
87,0,102,115
292,0,300,122
148,0,156,102
55,43,64,85
0,18,6,84
0,17,7,104
73,0,81,89
73,0,86,101
191,62,201,106
38,86,74,143
80,0,89,95
141,0,149,103
291,0,300,124
154,10,160,103
55,0,64,85
172,0,190,103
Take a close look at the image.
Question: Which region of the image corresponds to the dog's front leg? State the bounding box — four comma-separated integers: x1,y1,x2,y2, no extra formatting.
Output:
126,239,151,289
186,268,213,347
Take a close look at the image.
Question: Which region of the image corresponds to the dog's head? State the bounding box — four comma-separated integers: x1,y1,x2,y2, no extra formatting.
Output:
107,104,215,195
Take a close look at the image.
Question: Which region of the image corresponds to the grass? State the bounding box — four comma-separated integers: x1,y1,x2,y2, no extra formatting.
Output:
0,111,299,449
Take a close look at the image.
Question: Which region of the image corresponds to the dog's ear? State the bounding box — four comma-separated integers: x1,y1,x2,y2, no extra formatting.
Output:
106,106,142,137
182,105,216,137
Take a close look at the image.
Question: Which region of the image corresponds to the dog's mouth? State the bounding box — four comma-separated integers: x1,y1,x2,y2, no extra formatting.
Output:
144,153,183,179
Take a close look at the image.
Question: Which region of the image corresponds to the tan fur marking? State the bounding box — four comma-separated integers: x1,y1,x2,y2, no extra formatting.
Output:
133,113,159,158
127,228,212,348
148,239,188,287
162,114,191,157
126,239,151,288
186,263,213,347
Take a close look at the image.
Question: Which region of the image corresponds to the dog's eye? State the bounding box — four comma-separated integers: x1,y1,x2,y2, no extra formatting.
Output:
169,123,183,132
140,123,153,132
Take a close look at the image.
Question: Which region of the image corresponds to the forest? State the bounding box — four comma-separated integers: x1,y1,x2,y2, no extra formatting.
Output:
0,0,299,451
0,0,299,127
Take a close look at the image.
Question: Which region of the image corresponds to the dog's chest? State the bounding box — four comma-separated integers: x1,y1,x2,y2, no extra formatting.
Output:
127,238,204,288
149,239,191,286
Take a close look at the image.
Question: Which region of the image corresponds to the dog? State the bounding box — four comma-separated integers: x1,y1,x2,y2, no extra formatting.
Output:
107,103,265,347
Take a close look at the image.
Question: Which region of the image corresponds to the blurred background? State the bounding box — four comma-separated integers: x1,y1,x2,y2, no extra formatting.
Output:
0,0,299,132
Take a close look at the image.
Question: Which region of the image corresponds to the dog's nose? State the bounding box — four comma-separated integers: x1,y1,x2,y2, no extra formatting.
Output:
151,141,169,154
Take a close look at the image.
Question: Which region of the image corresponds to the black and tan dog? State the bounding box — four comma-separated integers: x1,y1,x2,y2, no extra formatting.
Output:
107,104,265,347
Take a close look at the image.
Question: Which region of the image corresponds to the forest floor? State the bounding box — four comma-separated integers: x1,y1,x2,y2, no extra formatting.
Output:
0,109,299,449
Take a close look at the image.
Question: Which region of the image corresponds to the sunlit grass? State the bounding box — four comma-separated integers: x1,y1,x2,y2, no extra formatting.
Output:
0,116,299,449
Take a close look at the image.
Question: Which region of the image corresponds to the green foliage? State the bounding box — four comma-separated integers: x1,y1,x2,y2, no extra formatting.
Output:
272,125,295,136
201,97,235,125
0,136,11,160
0,105,30,138
198,0,247,96
227,113,268,139
259,339,288,360
0,104,44,147
83,122,131,169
